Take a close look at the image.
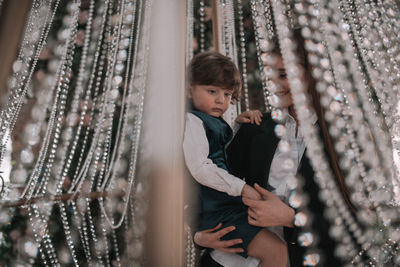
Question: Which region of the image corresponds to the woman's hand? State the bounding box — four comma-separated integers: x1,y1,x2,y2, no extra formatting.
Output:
243,184,295,228
193,223,244,253
236,110,262,125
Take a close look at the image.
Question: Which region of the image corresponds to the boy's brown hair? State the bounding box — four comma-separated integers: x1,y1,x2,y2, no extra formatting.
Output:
187,51,242,101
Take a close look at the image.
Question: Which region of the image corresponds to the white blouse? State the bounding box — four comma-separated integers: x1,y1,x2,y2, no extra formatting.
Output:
183,113,245,197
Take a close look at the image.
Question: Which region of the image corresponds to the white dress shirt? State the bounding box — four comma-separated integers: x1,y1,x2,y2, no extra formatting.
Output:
183,113,245,197
210,110,317,267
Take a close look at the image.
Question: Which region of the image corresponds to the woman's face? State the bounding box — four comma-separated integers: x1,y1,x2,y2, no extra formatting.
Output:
269,56,293,109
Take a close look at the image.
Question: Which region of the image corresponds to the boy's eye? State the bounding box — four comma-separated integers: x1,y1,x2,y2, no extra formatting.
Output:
224,92,232,97
208,90,216,94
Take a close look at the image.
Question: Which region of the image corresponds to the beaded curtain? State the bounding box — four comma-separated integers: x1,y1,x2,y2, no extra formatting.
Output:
0,0,399,266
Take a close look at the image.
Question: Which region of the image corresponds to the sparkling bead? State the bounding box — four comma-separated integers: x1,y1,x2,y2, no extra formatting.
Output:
20,148,34,164
294,212,308,227
274,125,286,138
298,232,314,247
303,252,320,266
113,76,123,87
283,158,295,170
289,191,305,208
23,239,38,257
12,167,28,184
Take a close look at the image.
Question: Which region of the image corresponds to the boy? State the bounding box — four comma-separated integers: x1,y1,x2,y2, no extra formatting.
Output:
183,51,287,267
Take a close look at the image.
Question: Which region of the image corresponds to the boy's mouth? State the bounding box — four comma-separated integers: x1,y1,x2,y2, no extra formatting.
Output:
212,108,223,113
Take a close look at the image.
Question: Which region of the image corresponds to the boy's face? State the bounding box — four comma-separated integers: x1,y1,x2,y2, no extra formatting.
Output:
188,85,232,117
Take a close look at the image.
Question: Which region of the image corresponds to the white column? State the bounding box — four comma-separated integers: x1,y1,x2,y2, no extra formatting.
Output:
143,0,186,266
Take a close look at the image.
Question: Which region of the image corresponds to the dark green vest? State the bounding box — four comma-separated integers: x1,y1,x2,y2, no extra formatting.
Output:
189,110,244,230
190,110,233,172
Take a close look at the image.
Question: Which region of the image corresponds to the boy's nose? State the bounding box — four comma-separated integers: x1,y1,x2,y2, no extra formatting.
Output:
215,93,224,103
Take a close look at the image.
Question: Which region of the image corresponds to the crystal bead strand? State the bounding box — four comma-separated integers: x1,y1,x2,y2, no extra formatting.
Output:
0,0,56,169
343,0,398,130
323,0,394,187
334,0,397,216
199,0,206,52
370,0,400,88
99,212,112,267
221,0,240,121
86,203,104,265
29,2,83,266
35,1,82,197
82,2,121,259
336,2,400,260
98,0,137,192
305,1,372,260
359,0,400,159
296,2,374,262
237,0,249,111
249,0,272,111
318,1,394,190
0,0,43,125
186,0,194,64
216,1,226,55
185,226,197,267
20,1,81,200
27,206,50,266
309,2,373,211
223,0,237,62
271,1,361,264
98,0,138,207
68,0,111,193
109,220,121,266
8,63,58,189
101,0,138,188
54,0,97,190
121,212,130,263
68,1,116,197
270,2,321,263
59,202,79,266
93,0,123,190
31,204,60,266
56,2,97,264
2,0,43,111
118,0,145,255
306,0,398,262
33,3,82,265
48,2,94,198
0,0,60,166
99,0,151,230
94,0,126,193
376,0,400,70
71,201,93,262
61,8,111,261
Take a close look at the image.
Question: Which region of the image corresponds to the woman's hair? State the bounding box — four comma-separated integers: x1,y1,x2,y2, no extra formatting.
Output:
187,51,242,101
274,30,356,212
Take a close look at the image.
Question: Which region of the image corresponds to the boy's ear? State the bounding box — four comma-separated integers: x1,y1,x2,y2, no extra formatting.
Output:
187,86,193,99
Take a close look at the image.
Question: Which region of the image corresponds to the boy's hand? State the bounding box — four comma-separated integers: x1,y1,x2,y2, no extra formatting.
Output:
236,110,262,125
241,184,262,200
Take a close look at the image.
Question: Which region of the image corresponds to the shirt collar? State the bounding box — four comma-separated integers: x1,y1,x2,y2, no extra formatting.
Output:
281,107,318,126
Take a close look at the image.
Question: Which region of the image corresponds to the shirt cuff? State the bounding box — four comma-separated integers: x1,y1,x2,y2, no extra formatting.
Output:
231,178,246,196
